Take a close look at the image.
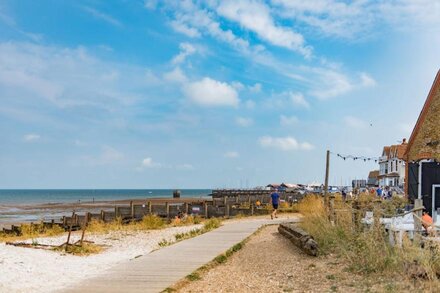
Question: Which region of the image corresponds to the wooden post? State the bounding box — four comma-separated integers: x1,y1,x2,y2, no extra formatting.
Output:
100,210,105,221
329,195,335,224
130,201,134,220
324,150,330,206
148,201,152,214
80,212,89,246
62,216,66,227
223,196,227,206
114,206,118,218
165,202,170,219
204,202,208,218
413,199,423,243
185,202,189,214
251,203,254,216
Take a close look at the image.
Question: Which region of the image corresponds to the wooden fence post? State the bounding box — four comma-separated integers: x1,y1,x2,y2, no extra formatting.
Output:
100,210,105,222
226,204,230,218
251,203,254,216
114,206,118,218
185,202,189,214
329,195,335,224
148,201,152,214
413,199,423,243
130,201,134,220
223,196,227,206
165,202,170,219
204,202,208,218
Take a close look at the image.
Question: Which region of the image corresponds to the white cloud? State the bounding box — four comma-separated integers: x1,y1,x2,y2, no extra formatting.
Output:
141,157,161,168
236,117,253,127
360,72,376,87
224,151,240,158
290,92,310,108
171,42,196,65
259,136,314,151
0,42,162,112
308,68,353,99
344,116,368,129
169,20,201,38
249,83,262,93
217,0,312,57
163,67,187,83
280,115,299,126
82,6,122,27
231,81,245,90
144,0,158,10
23,133,40,142
272,0,440,38
183,77,239,107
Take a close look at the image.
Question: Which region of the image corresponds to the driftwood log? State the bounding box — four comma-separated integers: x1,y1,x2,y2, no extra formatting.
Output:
278,223,318,256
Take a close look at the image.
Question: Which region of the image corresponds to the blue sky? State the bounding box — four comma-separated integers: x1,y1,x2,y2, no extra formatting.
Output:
1,0,440,189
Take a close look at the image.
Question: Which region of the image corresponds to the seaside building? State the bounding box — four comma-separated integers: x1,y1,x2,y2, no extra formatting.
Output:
377,140,407,188
367,170,379,187
405,70,440,217
352,179,367,188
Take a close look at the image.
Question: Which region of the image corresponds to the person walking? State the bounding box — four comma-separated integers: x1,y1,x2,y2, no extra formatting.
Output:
270,189,280,220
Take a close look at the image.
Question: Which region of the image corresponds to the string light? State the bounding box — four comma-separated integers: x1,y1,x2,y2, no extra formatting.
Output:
331,151,379,163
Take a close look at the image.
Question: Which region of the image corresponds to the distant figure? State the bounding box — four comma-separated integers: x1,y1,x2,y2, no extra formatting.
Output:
376,186,383,197
341,189,347,201
383,186,391,199
270,189,280,220
422,211,433,234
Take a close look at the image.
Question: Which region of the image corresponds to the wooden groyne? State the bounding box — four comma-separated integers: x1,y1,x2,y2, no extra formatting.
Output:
1,190,303,235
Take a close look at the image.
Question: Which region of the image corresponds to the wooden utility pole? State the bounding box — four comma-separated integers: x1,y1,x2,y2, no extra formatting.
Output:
324,150,330,202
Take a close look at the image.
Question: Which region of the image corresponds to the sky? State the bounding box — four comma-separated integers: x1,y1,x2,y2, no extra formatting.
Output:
0,0,440,189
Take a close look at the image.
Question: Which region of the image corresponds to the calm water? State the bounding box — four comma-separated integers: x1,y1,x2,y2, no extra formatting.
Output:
0,189,212,205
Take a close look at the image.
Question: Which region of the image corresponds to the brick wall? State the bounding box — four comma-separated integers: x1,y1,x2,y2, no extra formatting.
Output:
407,85,440,162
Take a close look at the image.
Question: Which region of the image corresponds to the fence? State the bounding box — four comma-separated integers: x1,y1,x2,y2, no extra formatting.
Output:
2,192,300,235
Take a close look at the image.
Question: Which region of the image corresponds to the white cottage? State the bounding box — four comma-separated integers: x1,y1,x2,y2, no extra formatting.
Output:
378,139,407,187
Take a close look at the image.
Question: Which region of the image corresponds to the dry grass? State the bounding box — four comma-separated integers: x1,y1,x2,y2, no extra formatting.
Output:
0,223,65,243
53,243,104,256
297,195,440,289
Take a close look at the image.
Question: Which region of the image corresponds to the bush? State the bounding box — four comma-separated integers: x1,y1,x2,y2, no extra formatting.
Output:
297,194,440,284
138,214,165,230
203,218,221,231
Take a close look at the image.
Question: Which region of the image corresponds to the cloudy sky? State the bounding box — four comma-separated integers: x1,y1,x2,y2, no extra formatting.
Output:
1,0,440,189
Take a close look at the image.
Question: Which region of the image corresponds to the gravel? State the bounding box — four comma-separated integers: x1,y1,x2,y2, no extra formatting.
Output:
178,224,399,293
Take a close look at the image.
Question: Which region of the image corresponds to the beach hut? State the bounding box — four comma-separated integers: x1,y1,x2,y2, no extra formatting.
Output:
405,70,440,218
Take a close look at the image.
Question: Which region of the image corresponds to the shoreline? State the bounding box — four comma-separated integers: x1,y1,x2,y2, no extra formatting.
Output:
0,197,210,229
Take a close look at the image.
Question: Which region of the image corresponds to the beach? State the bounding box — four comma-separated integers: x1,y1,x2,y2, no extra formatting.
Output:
0,223,204,293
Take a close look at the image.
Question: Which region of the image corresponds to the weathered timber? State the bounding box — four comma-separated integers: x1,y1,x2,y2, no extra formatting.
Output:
278,222,318,256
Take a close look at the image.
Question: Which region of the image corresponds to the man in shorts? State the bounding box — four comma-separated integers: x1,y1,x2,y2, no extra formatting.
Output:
270,189,280,219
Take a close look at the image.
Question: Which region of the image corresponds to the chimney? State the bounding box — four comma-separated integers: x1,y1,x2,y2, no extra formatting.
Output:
402,138,407,144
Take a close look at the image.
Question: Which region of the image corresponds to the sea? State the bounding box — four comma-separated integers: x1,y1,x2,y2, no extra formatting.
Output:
0,189,212,226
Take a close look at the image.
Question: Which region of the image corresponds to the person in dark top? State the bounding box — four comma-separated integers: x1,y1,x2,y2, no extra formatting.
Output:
270,189,280,220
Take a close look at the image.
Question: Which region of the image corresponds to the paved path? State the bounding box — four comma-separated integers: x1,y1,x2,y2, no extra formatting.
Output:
63,217,299,293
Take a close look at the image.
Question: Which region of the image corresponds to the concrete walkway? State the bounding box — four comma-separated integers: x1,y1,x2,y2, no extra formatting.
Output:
63,217,299,293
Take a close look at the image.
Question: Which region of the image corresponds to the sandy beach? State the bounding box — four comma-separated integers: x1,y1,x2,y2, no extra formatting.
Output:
0,223,203,293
